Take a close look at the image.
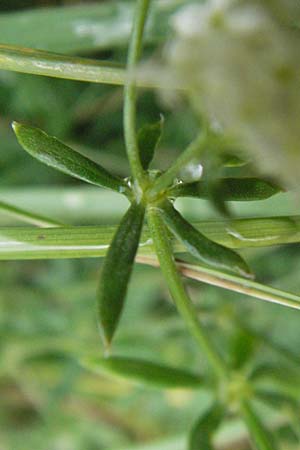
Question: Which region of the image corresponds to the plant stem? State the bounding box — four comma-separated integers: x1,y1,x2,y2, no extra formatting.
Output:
147,206,229,381
0,225,299,309
0,44,179,90
241,401,276,450
124,0,151,189
149,131,208,197
0,44,127,85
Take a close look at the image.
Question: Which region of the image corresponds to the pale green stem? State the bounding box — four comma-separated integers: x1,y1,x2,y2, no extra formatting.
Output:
0,44,178,89
0,225,299,309
138,255,300,311
0,200,63,227
0,44,127,85
149,132,208,197
147,206,229,381
124,0,151,188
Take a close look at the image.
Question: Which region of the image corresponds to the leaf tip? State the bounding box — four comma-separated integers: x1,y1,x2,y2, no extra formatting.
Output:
103,336,113,356
11,120,21,134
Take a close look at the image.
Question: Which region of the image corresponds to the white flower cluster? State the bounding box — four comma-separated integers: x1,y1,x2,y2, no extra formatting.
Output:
168,0,300,187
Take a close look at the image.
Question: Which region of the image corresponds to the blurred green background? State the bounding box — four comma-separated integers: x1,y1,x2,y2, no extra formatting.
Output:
0,1,299,449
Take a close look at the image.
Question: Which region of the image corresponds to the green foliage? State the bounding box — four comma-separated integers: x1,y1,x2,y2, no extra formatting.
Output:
188,402,224,450
241,402,278,450
169,178,283,202
97,202,145,346
13,122,126,193
0,1,299,450
82,355,203,389
138,118,163,170
158,200,252,278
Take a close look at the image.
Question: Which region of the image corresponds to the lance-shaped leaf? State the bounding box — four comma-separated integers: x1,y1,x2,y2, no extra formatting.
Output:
189,402,224,450
169,178,282,201
97,202,145,346
82,355,203,389
159,201,252,278
138,118,163,169
241,401,278,450
228,328,257,370
12,122,127,194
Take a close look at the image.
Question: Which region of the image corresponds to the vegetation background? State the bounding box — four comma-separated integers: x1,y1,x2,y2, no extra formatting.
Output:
0,1,299,449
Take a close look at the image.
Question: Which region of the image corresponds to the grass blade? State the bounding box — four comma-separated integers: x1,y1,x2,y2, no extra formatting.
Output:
169,178,282,201
97,202,145,346
0,215,298,259
138,255,300,311
12,122,127,194
0,200,62,227
82,355,203,389
159,201,253,278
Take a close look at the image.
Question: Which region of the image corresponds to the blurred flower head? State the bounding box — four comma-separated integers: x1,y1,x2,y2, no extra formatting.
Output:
168,0,300,187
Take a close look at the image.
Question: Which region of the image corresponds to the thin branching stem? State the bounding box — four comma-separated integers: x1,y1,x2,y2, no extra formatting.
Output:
147,206,229,381
149,131,208,197
124,0,151,189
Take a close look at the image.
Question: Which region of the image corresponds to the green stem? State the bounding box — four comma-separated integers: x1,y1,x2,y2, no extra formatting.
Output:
0,44,127,86
0,44,179,90
0,225,299,309
241,401,276,450
149,131,207,197
0,200,63,227
146,206,229,381
124,0,151,189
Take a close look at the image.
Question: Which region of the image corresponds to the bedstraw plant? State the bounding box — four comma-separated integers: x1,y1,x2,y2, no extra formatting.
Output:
0,0,300,449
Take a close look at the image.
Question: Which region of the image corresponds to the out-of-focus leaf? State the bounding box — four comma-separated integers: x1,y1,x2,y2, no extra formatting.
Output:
241,401,278,450
169,178,282,201
138,118,163,169
0,1,188,53
221,152,248,167
97,202,145,346
189,402,224,450
158,201,253,279
229,328,256,370
12,122,127,194
82,355,203,389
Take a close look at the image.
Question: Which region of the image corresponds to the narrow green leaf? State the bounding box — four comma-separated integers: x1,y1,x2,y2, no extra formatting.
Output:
159,201,253,279
82,355,203,389
229,328,256,370
12,122,127,194
241,401,278,450
189,402,224,450
0,2,183,54
169,178,282,201
97,202,145,346
138,118,163,169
